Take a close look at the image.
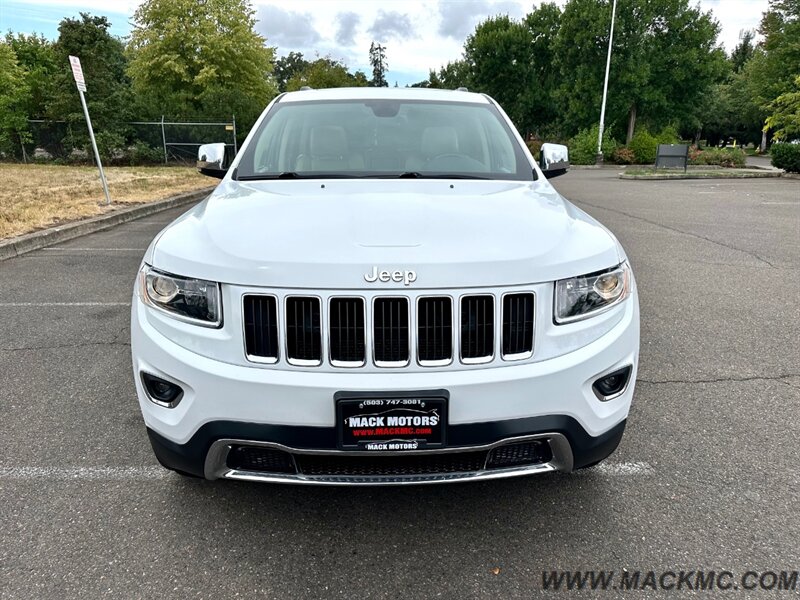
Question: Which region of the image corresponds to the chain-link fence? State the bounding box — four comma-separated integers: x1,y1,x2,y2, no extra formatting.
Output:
18,117,238,166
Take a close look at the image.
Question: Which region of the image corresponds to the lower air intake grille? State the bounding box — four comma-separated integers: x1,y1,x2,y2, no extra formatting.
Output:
224,442,553,479
486,441,552,469
243,295,279,361
329,298,366,364
502,293,535,358
373,297,409,365
460,295,494,361
417,297,453,364
295,451,488,477
285,296,322,364
226,446,296,474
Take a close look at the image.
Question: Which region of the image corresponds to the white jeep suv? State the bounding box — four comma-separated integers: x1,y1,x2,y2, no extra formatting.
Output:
131,87,639,485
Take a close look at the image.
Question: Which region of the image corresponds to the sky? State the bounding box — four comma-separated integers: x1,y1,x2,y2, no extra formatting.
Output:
0,0,770,87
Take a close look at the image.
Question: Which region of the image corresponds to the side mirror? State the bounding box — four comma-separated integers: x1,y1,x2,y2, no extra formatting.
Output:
197,143,228,179
540,143,569,179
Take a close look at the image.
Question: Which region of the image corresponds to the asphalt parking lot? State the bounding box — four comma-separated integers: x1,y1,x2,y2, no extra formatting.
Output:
1,170,798,598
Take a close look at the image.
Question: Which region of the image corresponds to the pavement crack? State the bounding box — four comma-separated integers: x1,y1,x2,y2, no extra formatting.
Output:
575,200,778,268
0,340,131,352
638,374,800,387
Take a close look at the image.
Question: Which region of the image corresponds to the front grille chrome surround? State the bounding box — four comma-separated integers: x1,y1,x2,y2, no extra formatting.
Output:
328,297,366,367
240,288,536,370
501,292,535,361
372,297,410,367
416,295,454,367
242,294,279,364
285,296,322,366
460,294,495,364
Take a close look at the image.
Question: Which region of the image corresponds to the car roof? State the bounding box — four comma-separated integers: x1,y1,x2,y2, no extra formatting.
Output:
278,87,490,104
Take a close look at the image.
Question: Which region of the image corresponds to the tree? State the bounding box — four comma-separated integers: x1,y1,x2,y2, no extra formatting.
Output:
286,57,368,90
463,16,535,132
429,60,471,89
411,60,470,89
274,51,309,93
128,0,277,134
765,74,800,140
4,32,57,120
0,43,30,156
553,0,726,142
749,0,800,143
730,29,756,72
369,42,388,87
48,14,132,145
524,3,562,134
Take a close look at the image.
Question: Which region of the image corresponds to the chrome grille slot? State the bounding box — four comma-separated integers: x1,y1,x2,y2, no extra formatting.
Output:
417,296,453,365
460,295,494,363
373,297,409,366
285,296,322,365
329,298,366,366
243,295,279,363
502,293,534,359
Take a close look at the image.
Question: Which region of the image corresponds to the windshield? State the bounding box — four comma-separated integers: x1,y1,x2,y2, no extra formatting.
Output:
235,99,533,180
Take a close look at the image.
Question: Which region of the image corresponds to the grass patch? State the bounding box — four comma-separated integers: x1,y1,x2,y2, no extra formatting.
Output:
0,164,212,239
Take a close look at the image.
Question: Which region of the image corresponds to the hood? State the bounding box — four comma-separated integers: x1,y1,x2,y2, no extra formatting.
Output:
148,178,621,289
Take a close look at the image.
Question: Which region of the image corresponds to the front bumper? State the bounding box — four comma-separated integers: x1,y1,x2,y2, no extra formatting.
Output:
132,289,638,484
147,416,626,484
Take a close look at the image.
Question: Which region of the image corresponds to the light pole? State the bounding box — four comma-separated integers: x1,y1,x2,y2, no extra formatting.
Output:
596,0,618,165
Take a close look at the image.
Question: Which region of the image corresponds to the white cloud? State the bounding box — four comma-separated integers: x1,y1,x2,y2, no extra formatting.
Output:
255,5,321,48
368,9,416,42
697,0,768,50
335,11,361,46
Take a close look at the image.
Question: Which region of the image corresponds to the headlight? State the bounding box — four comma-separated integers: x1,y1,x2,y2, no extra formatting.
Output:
554,262,630,324
139,265,222,327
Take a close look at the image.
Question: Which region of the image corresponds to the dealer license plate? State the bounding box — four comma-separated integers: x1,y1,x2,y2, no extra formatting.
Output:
337,397,447,450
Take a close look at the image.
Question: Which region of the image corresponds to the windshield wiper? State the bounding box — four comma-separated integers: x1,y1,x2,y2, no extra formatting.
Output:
361,172,491,180
237,172,354,181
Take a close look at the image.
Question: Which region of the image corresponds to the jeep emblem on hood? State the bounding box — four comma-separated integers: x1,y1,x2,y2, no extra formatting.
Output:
364,266,417,286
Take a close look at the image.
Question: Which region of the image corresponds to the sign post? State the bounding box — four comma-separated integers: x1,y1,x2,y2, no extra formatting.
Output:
69,55,111,205
596,0,618,165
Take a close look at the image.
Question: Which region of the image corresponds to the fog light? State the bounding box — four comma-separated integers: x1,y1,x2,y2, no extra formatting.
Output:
592,366,632,400
141,372,183,407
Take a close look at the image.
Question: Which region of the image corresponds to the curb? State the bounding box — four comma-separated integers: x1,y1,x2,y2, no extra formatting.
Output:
0,187,214,261
782,173,800,180
619,171,783,180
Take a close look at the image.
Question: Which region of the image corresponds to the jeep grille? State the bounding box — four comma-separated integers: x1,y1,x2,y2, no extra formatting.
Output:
242,291,534,368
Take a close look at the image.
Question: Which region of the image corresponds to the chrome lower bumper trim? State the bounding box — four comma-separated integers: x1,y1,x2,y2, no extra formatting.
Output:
204,433,573,486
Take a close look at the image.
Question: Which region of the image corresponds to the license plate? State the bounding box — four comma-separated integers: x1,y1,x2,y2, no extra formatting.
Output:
337,397,447,450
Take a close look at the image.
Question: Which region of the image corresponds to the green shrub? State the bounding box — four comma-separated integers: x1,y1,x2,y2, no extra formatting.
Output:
525,139,543,161
656,125,680,145
690,147,746,168
94,131,125,163
612,146,635,164
770,143,800,173
128,142,163,165
628,128,658,164
568,125,617,165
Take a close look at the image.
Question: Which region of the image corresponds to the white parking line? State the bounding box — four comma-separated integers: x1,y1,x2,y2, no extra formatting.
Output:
41,247,146,252
578,461,654,476
0,466,170,480
0,462,655,480
0,302,129,307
